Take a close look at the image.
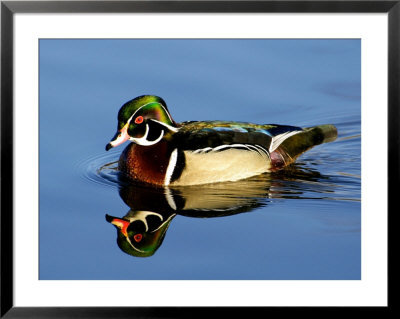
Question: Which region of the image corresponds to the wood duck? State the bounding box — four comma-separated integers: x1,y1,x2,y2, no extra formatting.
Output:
105,95,337,186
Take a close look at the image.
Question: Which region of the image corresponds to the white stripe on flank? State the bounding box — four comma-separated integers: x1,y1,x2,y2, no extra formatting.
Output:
193,147,212,154
164,148,178,186
192,144,270,160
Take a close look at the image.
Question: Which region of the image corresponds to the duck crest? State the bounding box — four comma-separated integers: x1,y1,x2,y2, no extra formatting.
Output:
118,95,176,128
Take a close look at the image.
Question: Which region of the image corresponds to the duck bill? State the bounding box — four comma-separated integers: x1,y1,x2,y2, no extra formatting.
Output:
106,214,130,237
105,125,129,151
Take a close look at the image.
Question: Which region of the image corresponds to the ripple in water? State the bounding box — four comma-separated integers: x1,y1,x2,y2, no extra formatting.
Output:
77,149,121,188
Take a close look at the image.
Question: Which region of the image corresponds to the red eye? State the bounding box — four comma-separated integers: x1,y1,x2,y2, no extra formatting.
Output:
133,234,143,242
135,116,144,124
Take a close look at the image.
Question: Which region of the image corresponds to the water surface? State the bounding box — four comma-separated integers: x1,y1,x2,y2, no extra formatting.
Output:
39,39,360,280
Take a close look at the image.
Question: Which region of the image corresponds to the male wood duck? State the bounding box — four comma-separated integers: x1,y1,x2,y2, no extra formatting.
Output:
106,95,337,186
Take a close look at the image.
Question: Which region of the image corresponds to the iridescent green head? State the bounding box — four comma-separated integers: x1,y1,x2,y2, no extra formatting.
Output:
106,95,178,150
105,212,174,258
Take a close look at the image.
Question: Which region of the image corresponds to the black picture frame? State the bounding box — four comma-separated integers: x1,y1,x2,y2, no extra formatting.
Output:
1,0,396,317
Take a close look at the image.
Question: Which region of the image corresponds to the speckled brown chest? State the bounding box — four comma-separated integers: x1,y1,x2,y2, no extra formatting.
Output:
118,141,171,185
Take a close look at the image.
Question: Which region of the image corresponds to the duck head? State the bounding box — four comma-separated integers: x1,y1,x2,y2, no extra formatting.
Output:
106,211,175,257
106,95,178,151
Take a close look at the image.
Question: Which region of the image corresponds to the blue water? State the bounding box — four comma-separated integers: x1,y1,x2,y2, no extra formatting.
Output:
39,39,360,280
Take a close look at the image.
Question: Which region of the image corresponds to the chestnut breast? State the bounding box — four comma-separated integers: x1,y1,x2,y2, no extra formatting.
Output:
118,142,171,185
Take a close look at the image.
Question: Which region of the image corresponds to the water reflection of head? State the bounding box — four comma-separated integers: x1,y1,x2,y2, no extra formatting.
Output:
106,210,174,258
106,183,178,258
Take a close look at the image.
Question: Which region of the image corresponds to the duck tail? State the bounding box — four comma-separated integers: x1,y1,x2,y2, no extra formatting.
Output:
309,124,338,144
274,124,338,166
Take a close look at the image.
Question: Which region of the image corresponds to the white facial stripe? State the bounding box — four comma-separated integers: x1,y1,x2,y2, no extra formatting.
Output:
127,102,153,124
164,149,178,186
156,102,175,124
123,102,176,147
125,237,146,253
127,101,174,126
124,210,164,252
131,124,164,146
150,119,179,132
127,210,163,232
126,113,135,125
153,213,175,232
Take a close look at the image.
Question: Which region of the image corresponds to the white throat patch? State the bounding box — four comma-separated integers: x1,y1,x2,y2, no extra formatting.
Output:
131,123,164,146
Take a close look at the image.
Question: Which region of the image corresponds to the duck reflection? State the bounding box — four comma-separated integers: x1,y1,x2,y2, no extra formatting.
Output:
106,165,325,258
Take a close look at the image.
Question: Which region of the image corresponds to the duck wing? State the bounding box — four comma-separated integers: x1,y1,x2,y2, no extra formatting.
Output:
168,121,337,184
173,121,304,154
